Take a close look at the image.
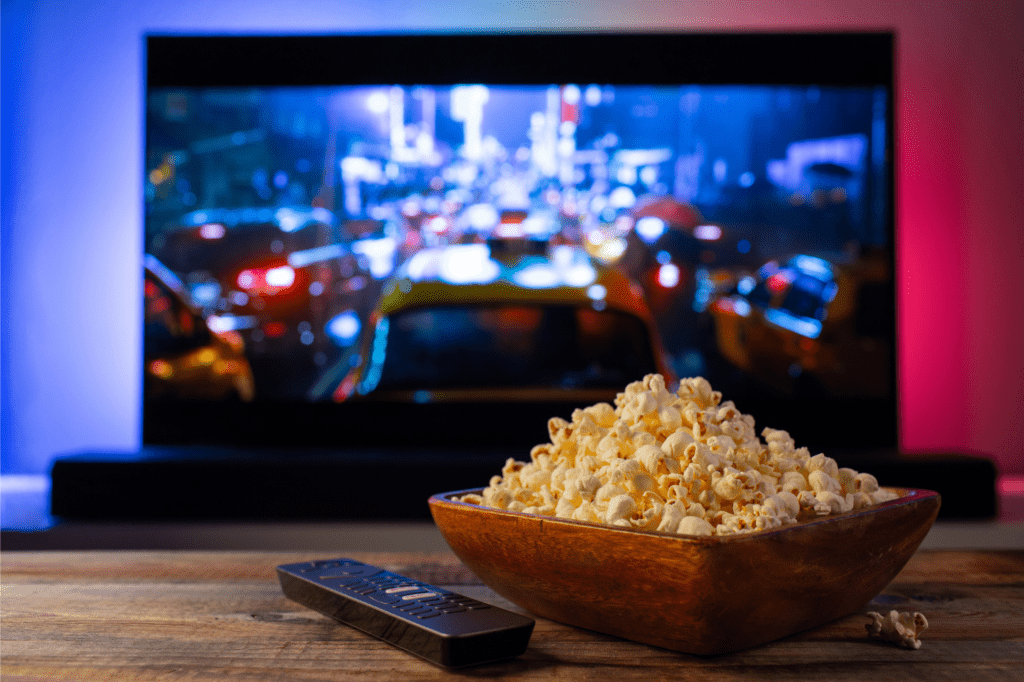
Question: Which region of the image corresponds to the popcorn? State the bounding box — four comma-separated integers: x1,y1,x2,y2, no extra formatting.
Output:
462,374,900,536
866,610,929,649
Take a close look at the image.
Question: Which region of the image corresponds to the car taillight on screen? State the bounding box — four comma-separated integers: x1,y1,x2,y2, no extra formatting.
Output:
767,271,792,293
236,265,296,295
333,374,357,402
263,322,288,338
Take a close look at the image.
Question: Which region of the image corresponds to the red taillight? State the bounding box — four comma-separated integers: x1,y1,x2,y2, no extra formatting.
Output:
237,265,296,295
263,322,287,338
799,337,819,352
767,272,791,293
333,374,357,402
149,359,173,378
216,330,246,353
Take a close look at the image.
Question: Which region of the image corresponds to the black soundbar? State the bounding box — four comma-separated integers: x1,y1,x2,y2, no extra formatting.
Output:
49,446,997,521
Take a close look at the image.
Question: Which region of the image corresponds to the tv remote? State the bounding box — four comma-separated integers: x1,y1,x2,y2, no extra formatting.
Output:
276,558,535,668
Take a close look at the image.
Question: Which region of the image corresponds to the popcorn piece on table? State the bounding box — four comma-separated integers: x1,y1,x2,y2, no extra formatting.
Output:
866,610,929,649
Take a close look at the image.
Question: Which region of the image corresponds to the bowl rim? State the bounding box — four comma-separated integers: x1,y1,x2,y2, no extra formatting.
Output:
429,486,941,545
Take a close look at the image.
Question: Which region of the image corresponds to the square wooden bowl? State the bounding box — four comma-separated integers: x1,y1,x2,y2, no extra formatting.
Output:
428,487,940,655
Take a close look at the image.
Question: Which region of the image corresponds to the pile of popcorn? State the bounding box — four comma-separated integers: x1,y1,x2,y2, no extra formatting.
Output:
459,374,898,536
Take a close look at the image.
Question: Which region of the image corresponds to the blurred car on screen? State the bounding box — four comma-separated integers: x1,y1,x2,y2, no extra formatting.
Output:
144,255,255,401
309,240,677,404
149,206,353,361
704,250,892,398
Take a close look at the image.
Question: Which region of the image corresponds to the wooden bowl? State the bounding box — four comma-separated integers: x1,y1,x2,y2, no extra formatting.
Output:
428,487,940,655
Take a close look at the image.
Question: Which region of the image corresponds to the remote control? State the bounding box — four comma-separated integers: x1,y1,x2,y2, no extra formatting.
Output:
276,558,535,668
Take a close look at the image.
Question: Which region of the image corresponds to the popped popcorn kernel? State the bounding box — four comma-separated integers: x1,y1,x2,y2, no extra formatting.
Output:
459,374,903,536
866,610,929,649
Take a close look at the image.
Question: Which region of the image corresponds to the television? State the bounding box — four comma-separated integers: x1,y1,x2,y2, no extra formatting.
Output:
57,31,956,521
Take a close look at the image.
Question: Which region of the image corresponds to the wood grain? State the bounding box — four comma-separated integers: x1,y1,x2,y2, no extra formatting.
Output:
2,548,1022,681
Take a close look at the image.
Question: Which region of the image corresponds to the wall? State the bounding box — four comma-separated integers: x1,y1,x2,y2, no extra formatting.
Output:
2,0,1022,476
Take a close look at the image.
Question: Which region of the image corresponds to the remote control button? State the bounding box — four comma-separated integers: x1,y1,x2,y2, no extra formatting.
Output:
384,585,421,594
401,592,437,600
441,607,467,614
368,592,401,605
416,611,442,619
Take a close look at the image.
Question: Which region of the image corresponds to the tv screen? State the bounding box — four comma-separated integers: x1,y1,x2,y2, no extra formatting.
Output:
134,32,897,517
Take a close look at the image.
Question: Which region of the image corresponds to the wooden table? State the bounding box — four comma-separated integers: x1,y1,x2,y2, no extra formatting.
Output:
2,550,1022,681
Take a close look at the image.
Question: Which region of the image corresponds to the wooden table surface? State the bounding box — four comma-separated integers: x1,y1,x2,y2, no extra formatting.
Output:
2,549,1022,681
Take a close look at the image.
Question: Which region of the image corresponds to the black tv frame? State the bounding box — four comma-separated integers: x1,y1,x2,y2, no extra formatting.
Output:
142,30,898,450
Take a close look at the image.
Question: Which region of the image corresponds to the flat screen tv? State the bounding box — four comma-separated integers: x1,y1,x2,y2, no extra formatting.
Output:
64,31,905,520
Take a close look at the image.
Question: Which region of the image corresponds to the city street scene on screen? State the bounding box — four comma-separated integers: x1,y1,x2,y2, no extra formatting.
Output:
144,83,891,421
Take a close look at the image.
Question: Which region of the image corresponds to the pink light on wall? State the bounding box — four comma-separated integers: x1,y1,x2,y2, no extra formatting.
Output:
894,3,1024,470
896,40,972,454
